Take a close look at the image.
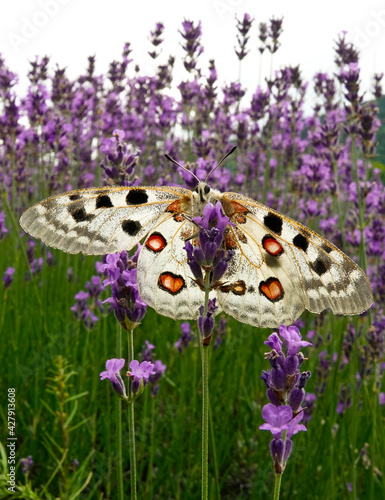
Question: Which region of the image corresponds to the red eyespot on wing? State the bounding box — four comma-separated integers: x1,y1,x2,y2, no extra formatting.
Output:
235,214,247,224
223,199,249,218
231,201,248,213
259,278,284,302
262,235,283,256
158,272,185,295
219,280,246,295
167,200,182,213
232,280,246,295
146,233,167,252
173,214,185,222
224,231,238,250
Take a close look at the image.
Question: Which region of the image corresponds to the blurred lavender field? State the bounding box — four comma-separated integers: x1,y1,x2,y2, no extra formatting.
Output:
0,16,384,499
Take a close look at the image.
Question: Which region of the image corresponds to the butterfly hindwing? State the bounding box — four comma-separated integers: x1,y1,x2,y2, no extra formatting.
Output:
218,221,305,327
19,186,192,255
137,214,219,320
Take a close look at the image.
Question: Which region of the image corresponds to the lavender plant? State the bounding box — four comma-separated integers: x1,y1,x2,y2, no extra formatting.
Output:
98,248,148,500
0,14,383,500
184,201,235,499
260,326,311,498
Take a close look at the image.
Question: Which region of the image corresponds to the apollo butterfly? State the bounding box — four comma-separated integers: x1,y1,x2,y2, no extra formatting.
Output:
19,149,373,328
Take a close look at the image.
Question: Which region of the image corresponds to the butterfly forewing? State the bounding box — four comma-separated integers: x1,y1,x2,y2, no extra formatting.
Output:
20,186,192,255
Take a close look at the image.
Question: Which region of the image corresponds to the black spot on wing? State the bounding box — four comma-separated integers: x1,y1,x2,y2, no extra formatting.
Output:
293,233,309,252
126,189,148,205
68,206,95,223
310,257,329,276
321,244,333,254
122,219,142,236
96,194,114,208
69,194,82,201
264,212,283,235
93,234,109,244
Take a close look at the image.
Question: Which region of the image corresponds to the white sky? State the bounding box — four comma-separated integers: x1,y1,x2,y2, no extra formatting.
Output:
1,0,385,105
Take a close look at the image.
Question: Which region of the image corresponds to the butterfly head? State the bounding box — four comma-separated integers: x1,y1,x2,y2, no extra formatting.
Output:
195,181,212,203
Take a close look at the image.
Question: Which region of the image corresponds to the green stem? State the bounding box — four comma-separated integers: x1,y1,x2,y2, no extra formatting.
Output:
116,325,123,500
209,398,220,500
201,270,211,500
273,473,282,500
331,150,347,252
201,343,209,500
127,328,137,500
351,138,367,272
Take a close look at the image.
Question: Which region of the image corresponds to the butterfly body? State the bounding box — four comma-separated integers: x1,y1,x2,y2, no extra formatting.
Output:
20,183,373,327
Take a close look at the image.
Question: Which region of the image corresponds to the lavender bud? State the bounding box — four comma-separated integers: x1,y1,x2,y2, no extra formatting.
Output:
271,367,286,390
270,438,284,463
289,387,305,412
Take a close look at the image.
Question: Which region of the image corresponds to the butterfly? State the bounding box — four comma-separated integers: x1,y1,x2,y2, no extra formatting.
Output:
19,150,373,328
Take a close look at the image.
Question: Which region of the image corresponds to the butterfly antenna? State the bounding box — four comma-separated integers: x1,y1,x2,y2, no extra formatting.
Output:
164,153,200,183
205,145,237,182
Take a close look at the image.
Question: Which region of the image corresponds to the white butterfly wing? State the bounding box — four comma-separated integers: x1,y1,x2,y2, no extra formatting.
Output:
137,215,220,320
217,223,305,328
218,192,373,327
19,186,192,255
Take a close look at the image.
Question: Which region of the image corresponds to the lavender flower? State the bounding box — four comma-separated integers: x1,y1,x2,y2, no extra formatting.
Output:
3,267,15,289
184,202,234,345
20,455,33,475
266,17,283,54
100,358,127,399
372,72,383,100
278,325,312,356
258,22,268,54
334,31,359,68
127,360,156,394
100,248,147,330
148,22,165,59
185,202,234,284
179,19,204,73
214,316,227,349
70,290,99,330
260,325,311,473
100,130,140,186
141,340,155,362
198,299,218,345
259,404,292,438
0,211,8,239
303,393,317,424
139,340,167,395
235,14,254,61
149,359,167,396
174,322,193,353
